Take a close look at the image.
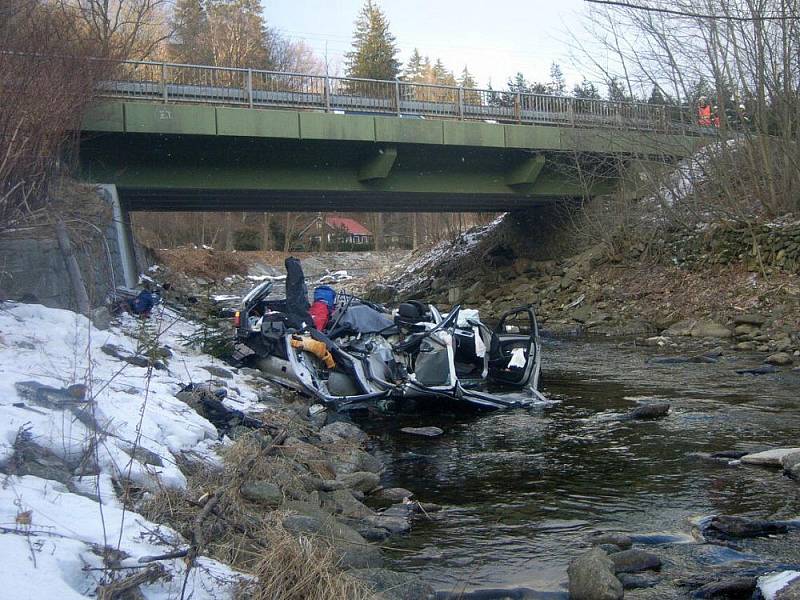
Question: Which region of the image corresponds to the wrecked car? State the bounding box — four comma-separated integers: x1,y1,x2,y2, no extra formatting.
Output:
233,258,544,410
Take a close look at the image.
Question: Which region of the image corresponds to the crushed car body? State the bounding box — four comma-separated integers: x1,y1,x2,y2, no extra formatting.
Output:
234,258,545,411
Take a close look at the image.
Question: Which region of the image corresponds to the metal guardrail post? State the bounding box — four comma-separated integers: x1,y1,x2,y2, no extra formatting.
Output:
568,98,575,126
324,76,331,112
515,92,522,123
395,80,401,116
458,87,464,120
247,68,253,108
161,62,168,103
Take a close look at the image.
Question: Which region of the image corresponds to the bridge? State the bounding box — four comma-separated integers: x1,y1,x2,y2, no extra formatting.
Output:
80,59,711,213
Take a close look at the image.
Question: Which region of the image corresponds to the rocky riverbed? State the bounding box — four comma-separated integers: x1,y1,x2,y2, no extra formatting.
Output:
353,334,800,598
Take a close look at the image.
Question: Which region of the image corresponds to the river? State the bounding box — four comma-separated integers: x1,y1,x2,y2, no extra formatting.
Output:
355,335,800,598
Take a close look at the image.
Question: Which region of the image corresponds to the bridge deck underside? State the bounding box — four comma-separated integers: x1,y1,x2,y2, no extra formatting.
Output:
82,132,627,212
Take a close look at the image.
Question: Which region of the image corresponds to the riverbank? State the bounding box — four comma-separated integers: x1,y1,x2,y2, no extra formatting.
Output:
0,301,435,599
368,213,800,360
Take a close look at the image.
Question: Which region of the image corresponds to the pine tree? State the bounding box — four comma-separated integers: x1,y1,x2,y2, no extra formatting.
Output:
431,58,454,85
403,47,424,81
647,85,666,105
547,62,566,95
573,79,600,99
345,0,401,80
507,72,529,93
607,76,632,102
458,66,477,89
169,0,212,64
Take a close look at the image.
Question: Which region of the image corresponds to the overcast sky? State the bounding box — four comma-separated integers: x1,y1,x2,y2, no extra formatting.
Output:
266,0,608,89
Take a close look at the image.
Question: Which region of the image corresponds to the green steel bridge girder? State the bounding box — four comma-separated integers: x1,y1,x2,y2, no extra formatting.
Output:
80,101,705,211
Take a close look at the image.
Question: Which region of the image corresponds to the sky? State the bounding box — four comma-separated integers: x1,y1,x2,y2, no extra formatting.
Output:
265,0,609,90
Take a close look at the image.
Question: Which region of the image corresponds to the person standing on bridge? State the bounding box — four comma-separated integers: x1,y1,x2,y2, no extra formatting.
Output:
697,96,712,127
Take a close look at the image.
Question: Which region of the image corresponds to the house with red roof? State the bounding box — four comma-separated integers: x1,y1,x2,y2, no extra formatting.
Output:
298,214,374,248
324,216,373,245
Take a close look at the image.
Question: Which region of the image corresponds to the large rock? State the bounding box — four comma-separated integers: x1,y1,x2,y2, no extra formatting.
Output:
374,487,414,503
337,471,381,493
351,568,435,600
331,448,384,476
704,515,788,539
320,488,375,519
567,548,623,600
609,549,662,574
320,421,369,444
692,577,756,598
400,426,444,437
281,513,382,569
588,532,633,551
665,319,732,338
758,571,800,600
741,448,800,467
624,403,670,420
734,313,767,326
765,352,794,366
239,481,283,507
783,452,800,480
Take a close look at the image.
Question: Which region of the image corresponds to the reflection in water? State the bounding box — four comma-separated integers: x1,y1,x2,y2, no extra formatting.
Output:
355,337,800,594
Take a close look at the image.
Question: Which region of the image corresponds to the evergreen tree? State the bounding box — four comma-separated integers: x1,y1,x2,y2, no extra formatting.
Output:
345,0,401,80
547,62,566,95
403,47,424,81
607,76,632,102
458,66,477,89
507,72,529,93
647,85,666,105
431,58,454,85
169,0,212,64
573,79,600,99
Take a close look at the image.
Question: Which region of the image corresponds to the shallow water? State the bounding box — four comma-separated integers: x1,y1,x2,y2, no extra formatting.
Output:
356,336,800,596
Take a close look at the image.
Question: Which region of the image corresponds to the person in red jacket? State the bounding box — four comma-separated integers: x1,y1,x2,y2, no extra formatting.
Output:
309,285,336,331
697,96,712,126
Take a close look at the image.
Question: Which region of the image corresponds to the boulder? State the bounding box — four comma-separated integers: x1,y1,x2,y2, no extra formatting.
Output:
337,471,380,493
624,403,670,420
331,448,384,477
588,532,633,550
91,306,112,330
765,352,794,366
692,577,756,598
782,452,800,480
281,513,382,569
567,548,623,600
362,514,412,535
201,365,233,379
351,568,435,600
665,319,731,338
240,481,283,507
741,448,800,467
374,487,414,503
735,341,756,351
609,549,662,574
400,426,444,437
320,421,369,444
734,313,767,326
758,571,800,600
320,488,375,519
736,365,778,375
704,515,788,539
618,573,660,590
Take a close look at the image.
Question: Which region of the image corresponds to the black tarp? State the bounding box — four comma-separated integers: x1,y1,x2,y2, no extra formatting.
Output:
284,257,312,329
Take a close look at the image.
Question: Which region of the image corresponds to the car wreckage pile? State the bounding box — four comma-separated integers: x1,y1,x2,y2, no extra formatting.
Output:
234,258,545,410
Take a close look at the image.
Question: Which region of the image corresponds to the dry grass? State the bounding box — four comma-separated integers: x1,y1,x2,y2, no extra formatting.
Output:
236,526,374,600
154,248,249,280
138,430,377,599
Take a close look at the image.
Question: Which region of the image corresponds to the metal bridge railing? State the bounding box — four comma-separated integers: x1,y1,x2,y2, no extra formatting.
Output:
96,59,702,134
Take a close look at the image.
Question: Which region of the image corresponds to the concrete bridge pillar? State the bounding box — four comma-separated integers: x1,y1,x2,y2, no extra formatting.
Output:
98,184,138,288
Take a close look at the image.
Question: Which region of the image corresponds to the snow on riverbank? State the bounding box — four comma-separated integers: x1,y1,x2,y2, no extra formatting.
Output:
0,301,269,598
